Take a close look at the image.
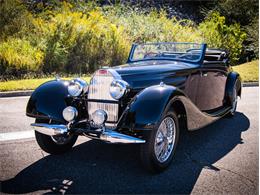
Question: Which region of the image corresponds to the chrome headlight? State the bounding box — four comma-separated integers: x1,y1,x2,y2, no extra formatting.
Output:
68,78,88,97
62,106,78,122
109,79,129,100
92,109,107,126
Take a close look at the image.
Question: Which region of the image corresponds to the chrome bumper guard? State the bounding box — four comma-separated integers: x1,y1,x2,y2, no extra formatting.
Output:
31,123,145,144
99,130,145,144
31,123,68,136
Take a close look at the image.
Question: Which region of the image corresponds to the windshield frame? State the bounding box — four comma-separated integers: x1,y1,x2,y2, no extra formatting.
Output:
127,42,207,64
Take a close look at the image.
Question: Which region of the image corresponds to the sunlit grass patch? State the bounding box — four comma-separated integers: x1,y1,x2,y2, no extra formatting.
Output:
0,77,91,92
0,60,258,92
233,60,259,82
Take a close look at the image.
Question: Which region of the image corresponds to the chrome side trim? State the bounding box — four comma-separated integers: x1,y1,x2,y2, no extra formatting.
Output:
108,68,122,80
31,123,68,136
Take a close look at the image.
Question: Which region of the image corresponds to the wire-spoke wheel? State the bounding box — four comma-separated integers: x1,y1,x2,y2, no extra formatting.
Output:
140,110,179,173
154,117,176,163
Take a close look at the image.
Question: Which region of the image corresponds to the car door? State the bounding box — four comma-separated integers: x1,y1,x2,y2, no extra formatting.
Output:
195,63,228,112
183,68,201,106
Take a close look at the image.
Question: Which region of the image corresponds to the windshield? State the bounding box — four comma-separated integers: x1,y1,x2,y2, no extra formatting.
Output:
129,42,205,63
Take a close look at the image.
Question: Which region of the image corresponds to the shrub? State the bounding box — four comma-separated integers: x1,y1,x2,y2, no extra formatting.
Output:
29,4,130,74
0,38,43,79
105,6,202,43
0,2,248,79
244,17,259,58
0,0,34,40
199,12,246,64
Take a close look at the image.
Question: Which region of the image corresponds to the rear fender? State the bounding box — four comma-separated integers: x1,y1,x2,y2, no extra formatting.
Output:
225,71,242,105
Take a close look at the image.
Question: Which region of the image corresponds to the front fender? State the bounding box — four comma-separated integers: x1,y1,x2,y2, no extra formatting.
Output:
26,80,71,123
123,84,185,131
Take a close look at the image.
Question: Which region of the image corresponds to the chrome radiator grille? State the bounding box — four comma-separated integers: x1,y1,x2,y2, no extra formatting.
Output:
88,102,119,122
88,71,115,101
87,70,119,126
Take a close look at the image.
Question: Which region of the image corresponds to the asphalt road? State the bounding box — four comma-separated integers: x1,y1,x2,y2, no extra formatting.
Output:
0,87,258,194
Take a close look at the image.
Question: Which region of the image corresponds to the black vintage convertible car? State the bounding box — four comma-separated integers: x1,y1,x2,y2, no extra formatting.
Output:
26,42,241,172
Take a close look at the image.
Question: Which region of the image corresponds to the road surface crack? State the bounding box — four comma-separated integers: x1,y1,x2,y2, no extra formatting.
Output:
213,165,255,185
184,151,255,186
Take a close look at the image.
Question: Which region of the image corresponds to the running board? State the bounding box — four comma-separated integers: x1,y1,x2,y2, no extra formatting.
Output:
177,96,232,131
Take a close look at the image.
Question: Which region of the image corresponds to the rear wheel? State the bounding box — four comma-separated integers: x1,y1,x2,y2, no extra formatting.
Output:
35,119,78,154
140,110,179,173
227,82,238,117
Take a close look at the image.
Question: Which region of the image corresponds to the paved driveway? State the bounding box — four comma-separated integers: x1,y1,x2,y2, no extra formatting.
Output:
0,87,258,194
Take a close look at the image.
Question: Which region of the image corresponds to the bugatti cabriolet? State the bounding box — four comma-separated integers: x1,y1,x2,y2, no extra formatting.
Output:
26,42,241,172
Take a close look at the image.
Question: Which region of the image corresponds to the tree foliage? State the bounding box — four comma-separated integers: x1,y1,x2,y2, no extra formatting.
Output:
199,12,246,63
213,0,259,58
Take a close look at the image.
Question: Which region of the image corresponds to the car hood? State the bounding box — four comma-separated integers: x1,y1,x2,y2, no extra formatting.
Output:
110,60,198,90
112,60,193,76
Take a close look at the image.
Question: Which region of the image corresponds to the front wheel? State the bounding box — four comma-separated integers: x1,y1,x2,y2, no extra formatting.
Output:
35,119,78,154
140,110,179,173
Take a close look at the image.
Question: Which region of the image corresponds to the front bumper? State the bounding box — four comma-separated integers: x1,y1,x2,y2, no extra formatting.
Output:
31,123,145,144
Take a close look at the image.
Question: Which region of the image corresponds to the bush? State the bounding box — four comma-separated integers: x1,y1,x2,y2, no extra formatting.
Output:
31,5,130,74
0,0,34,40
212,0,258,61
244,17,259,58
199,12,246,64
105,6,202,43
0,38,43,79
0,2,248,80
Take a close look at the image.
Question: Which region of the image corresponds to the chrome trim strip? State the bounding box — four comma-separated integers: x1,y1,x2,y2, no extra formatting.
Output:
87,99,118,104
108,68,122,80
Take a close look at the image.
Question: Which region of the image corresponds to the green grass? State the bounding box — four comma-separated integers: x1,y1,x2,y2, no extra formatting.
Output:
233,60,259,82
0,60,258,92
0,77,91,92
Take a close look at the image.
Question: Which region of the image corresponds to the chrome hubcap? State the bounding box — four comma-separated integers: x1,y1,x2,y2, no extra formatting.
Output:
154,116,176,163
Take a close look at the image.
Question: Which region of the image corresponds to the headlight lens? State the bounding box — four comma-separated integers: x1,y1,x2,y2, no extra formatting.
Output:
109,79,129,100
62,106,78,122
92,109,107,126
68,83,82,96
68,78,88,97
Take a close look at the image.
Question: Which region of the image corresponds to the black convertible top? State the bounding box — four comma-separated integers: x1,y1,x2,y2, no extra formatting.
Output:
204,49,229,63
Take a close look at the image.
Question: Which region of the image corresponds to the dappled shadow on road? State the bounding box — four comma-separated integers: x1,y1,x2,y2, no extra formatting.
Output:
1,112,250,194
